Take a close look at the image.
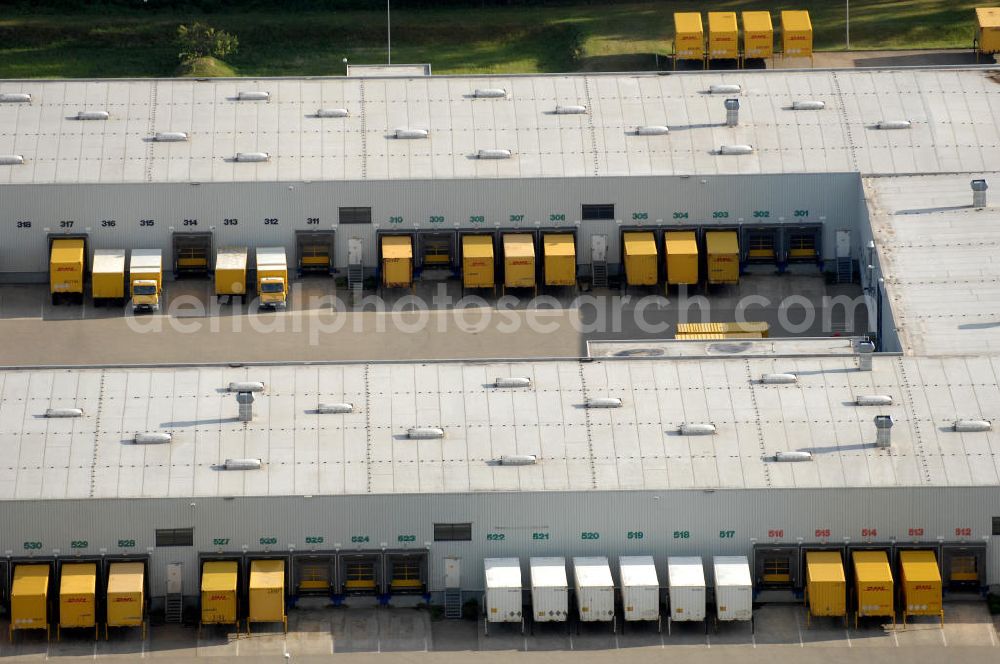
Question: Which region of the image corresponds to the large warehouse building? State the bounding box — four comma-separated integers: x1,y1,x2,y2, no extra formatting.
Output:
1,65,1000,623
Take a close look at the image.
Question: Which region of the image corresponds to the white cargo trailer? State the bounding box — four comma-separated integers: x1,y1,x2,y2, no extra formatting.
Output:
484,558,524,635
667,556,707,633
619,555,661,631
712,556,753,628
529,557,568,627
572,557,615,632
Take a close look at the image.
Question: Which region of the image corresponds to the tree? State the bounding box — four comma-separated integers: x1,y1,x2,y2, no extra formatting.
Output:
176,22,239,63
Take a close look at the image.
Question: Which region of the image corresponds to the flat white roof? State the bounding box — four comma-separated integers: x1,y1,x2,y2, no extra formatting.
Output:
619,556,659,588
2,68,999,184
2,353,999,501
484,558,522,589
91,249,125,272
712,556,752,587
572,557,613,588
668,557,706,588
530,557,567,588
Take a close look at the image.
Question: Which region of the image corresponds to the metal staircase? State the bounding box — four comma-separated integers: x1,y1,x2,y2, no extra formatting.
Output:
165,593,183,624
836,257,853,284
347,263,364,303
591,261,608,289
443,589,462,619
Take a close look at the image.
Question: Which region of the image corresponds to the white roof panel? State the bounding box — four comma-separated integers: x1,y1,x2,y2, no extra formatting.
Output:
668,556,706,588
713,556,752,588
485,558,522,589
530,557,567,588
619,556,658,588
573,557,613,588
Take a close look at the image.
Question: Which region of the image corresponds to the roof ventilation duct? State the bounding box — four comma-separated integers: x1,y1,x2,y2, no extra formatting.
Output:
317,402,355,414
478,149,512,159
679,423,717,436
724,98,740,127
953,419,991,432
495,376,531,388
791,100,825,110
237,91,270,101
774,451,813,462
636,125,670,136
234,152,270,163
856,339,875,371
45,408,83,418
407,426,445,439
554,104,587,114
316,108,349,118
395,128,429,139
856,394,893,406
719,144,753,155
874,415,894,448
0,93,31,103
236,391,255,422
497,454,537,465
228,381,265,392
474,88,507,98
760,373,796,384
224,458,262,470
586,397,623,408
972,179,988,209
154,132,188,142
77,111,109,121
0,155,24,165
877,119,911,130
709,84,741,94
134,432,172,444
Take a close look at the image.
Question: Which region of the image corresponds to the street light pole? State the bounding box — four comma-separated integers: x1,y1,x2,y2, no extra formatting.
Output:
846,0,850,50
387,0,392,65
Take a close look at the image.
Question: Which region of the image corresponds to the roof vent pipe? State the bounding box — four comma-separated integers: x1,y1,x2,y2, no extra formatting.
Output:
478,149,512,160
760,373,797,384
856,339,875,371
719,144,753,155
237,91,270,101
408,426,445,439
236,391,255,422
774,451,813,462
636,125,669,136
497,454,537,465
554,104,587,114
586,397,623,409
877,119,911,130
45,408,83,418
134,432,172,444
710,84,742,94
495,376,531,388
224,458,262,470
0,93,31,103
234,152,270,163
316,108,349,118
874,415,894,448
953,419,991,432
972,179,988,208
154,132,188,142
395,128,429,139
228,381,265,392
77,111,109,121
0,155,25,165
474,88,507,98
856,394,893,406
679,423,717,436
724,98,740,127
317,402,354,414
791,100,826,110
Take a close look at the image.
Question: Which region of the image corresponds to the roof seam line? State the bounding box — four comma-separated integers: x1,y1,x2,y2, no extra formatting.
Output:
88,369,107,498
577,362,598,489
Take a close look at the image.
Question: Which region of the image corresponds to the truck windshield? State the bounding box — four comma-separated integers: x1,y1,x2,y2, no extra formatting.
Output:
260,283,283,293
134,285,156,296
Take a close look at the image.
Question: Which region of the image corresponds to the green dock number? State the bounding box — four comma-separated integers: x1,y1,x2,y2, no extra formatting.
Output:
469,215,485,223
389,216,404,224
486,533,505,541
794,209,809,217
305,536,324,544
531,532,549,541
627,531,644,540
672,212,689,220
673,531,690,539
509,214,524,222
117,539,136,548
71,540,88,549
631,212,648,221
23,541,42,550
752,210,770,218
580,532,600,540
429,215,445,224
212,538,230,547
712,211,729,219
719,530,736,539
350,535,370,543
549,214,565,222
259,537,278,546
397,535,416,543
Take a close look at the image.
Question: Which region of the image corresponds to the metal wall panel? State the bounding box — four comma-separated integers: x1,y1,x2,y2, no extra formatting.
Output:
0,486,995,599
0,173,861,276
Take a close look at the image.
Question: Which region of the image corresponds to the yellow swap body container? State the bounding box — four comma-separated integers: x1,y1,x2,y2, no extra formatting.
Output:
381,235,413,288
106,562,145,630
708,12,739,60
742,11,774,59
899,551,942,624
503,234,535,289
852,550,894,625
215,247,248,296
623,232,658,286
59,563,97,635
91,249,126,302
201,561,238,627
674,12,704,61
665,231,699,285
675,321,769,337
805,552,846,621
11,565,50,636
978,8,1000,54
249,560,287,632
706,231,740,285
50,239,85,295
675,332,763,340
543,234,576,287
782,10,813,57
462,235,495,289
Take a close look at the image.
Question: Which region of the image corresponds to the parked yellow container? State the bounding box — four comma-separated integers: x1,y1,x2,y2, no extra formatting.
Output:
59,563,97,639
665,231,699,285
675,332,763,340
899,550,943,625
852,550,894,627
977,7,1000,54
742,11,774,59
543,234,576,287
503,234,535,289
106,562,145,637
381,235,413,288
676,321,769,337
805,551,846,625
248,560,287,633
10,565,50,639
50,238,85,298
201,561,238,628
781,10,813,58
623,232,658,286
708,12,739,60
91,249,126,304
462,235,495,289
215,247,248,297
705,231,740,285
674,12,704,62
